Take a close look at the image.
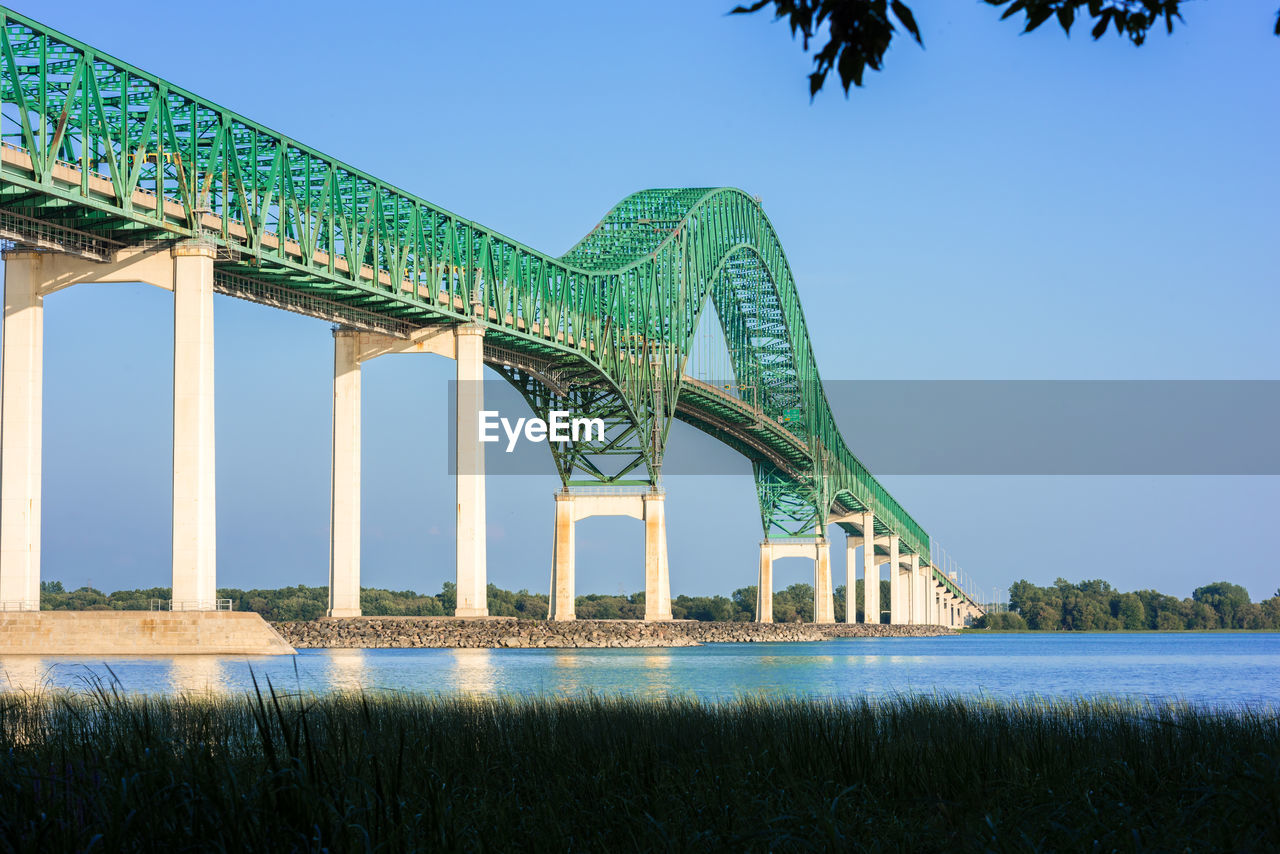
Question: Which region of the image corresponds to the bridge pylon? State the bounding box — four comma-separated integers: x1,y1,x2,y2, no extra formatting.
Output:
0,243,221,610
754,536,835,625
837,511,880,625
0,251,43,610
324,322,488,618
548,487,670,622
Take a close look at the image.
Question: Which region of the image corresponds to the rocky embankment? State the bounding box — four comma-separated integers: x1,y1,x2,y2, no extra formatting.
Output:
274,617,956,649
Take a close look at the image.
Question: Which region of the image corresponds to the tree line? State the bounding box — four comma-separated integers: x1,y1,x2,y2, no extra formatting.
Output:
37,577,1280,630
980,579,1280,631
37,579,893,623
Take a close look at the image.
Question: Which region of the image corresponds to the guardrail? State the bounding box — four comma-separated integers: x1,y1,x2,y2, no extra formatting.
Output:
563,485,662,496
0,601,38,611
149,599,233,612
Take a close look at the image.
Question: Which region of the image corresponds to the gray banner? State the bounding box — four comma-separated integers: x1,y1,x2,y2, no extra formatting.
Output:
446,380,1280,475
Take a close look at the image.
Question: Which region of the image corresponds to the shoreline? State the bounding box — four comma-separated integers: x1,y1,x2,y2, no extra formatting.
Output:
274,617,956,649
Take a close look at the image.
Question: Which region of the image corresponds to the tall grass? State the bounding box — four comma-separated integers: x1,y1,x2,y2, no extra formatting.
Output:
0,680,1276,851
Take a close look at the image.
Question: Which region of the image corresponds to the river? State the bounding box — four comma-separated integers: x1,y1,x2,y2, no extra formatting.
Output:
2,632,1277,707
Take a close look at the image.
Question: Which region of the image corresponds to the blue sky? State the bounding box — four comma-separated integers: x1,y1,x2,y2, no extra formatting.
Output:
8,0,1278,601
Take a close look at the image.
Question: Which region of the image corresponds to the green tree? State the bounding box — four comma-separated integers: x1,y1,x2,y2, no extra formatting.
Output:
1192,581,1251,628
1115,592,1146,630
974,611,1028,630
734,1,1280,96
732,586,759,619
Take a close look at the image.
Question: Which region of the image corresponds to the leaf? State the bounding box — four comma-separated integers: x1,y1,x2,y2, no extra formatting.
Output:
1024,6,1053,32
837,44,868,92
809,70,827,98
1056,5,1075,34
891,0,923,44
1001,0,1028,21
1091,10,1111,39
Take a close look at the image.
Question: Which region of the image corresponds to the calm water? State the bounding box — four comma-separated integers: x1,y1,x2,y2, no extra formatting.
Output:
2,633,1278,708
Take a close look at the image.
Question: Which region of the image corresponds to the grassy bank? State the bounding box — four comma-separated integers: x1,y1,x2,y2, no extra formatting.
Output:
0,687,1276,851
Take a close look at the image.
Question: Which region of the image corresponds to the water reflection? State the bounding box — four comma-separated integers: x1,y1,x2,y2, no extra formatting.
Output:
642,653,671,671
0,657,47,694
325,649,368,692
553,651,583,669
639,652,673,697
169,656,228,696
0,635,1277,708
448,648,497,695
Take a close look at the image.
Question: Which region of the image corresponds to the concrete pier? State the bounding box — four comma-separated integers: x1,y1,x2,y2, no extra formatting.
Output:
323,324,462,618
906,553,922,625
328,330,362,617
454,323,488,617
844,532,858,624
814,538,834,624
549,492,576,620
755,538,831,624
642,493,672,621
861,513,879,624
548,489,671,621
888,535,906,624
170,241,218,610
1,244,226,612
756,541,773,623
0,252,43,610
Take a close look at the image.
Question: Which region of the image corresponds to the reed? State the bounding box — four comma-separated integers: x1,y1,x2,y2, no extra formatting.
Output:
0,679,1275,851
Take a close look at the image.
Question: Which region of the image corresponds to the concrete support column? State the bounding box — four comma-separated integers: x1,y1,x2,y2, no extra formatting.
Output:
925,569,936,624
756,542,773,623
908,553,922,624
888,535,906,624
171,241,217,610
454,323,487,617
0,252,43,609
642,492,671,621
844,534,858,624
328,331,361,617
548,492,575,620
814,538,834,624
861,513,878,624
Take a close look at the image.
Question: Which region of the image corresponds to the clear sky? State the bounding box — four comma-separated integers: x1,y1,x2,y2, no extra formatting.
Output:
6,0,1277,602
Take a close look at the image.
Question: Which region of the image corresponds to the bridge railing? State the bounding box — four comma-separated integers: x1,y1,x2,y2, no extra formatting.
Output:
563,485,661,497
150,599,233,612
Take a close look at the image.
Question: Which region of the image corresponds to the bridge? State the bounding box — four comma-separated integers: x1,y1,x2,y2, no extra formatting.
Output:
0,7,983,627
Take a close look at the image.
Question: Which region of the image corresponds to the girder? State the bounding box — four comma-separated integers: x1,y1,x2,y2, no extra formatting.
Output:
0,5,933,563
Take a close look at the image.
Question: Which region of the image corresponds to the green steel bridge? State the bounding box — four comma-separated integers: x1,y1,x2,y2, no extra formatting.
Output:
0,7,982,620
